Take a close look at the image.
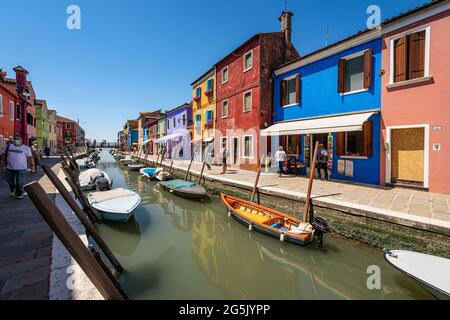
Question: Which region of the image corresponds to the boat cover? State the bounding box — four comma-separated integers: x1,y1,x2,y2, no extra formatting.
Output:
165,180,196,189
90,188,136,203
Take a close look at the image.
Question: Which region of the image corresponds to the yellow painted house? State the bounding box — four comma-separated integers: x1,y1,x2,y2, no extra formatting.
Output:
191,68,216,162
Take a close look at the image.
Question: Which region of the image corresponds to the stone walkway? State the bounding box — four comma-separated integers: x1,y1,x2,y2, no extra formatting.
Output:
140,155,450,232
0,158,58,300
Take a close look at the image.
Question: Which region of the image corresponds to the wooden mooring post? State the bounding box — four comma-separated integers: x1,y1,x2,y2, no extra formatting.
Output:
198,161,207,185
41,164,123,273
184,152,195,181
250,156,264,203
303,141,320,222
23,181,127,300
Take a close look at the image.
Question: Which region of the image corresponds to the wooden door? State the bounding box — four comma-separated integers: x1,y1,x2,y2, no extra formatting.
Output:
391,128,424,184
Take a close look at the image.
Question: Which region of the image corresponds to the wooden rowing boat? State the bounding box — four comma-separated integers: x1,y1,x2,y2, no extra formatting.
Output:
221,193,315,246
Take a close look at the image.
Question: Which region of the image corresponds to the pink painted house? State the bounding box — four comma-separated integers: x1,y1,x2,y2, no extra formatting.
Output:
380,0,450,194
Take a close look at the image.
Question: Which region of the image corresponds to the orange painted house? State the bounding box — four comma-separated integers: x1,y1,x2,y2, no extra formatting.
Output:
380,0,450,194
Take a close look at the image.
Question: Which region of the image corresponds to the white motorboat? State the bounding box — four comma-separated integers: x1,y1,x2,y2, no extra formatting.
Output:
154,167,172,181
120,156,135,165
140,167,157,179
128,163,144,171
88,188,141,223
79,168,112,191
384,249,450,300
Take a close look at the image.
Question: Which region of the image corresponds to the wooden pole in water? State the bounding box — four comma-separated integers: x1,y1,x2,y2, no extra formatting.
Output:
198,161,207,185
184,151,195,181
23,181,126,300
41,165,123,273
250,156,264,203
144,142,149,167
303,141,320,222
169,159,174,174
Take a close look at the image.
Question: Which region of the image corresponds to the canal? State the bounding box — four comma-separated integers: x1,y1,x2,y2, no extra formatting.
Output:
94,150,433,300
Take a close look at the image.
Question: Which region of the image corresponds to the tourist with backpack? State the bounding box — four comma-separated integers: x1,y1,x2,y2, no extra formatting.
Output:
317,143,329,180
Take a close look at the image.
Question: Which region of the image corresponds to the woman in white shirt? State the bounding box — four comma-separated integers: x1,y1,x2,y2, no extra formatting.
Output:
274,146,286,177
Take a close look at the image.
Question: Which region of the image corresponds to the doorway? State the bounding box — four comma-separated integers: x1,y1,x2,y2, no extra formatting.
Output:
391,127,425,186
232,137,239,165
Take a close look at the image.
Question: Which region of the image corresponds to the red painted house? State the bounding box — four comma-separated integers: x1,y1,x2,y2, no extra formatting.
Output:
0,70,18,150
0,66,36,146
57,115,77,146
215,12,299,170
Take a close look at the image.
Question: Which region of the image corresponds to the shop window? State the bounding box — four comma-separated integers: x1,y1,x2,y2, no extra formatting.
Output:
338,49,372,93
281,75,300,106
392,30,427,83
337,121,372,157
243,135,253,158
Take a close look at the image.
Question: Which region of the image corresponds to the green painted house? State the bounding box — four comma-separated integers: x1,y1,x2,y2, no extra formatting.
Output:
35,99,49,148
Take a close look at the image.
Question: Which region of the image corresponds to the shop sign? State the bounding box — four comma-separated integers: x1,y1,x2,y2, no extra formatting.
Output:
432,126,443,132
345,160,354,177
327,135,334,172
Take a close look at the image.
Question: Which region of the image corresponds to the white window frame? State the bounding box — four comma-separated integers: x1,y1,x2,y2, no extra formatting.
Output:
243,90,252,113
339,49,369,96
243,50,253,72
242,135,254,159
221,66,229,84
221,100,229,118
388,25,431,86
282,74,300,108
0,95,3,118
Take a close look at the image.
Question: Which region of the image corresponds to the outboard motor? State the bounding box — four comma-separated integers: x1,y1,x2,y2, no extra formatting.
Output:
95,177,111,191
312,217,330,249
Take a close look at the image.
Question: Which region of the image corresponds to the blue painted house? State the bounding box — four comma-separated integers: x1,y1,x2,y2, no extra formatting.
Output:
263,29,382,185
126,119,139,151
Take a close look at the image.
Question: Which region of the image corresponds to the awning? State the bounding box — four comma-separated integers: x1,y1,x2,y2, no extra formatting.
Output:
261,112,375,137
155,133,183,143
203,137,214,143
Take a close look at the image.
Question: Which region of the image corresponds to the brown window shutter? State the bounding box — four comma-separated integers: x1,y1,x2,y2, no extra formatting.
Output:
338,59,346,93
281,80,286,106
295,74,300,104
363,121,373,157
394,36,408,83
364,49,373,89
336,132,346,156
408,31,425,80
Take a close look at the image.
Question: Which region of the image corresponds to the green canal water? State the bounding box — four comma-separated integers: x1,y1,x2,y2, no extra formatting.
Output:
94,150,433,300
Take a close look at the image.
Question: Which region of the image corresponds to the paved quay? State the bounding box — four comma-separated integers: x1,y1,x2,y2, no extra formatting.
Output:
139,155,450,235
0,158,58,300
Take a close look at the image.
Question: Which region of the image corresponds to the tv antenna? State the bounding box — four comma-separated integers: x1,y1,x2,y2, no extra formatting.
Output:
325,25,330,46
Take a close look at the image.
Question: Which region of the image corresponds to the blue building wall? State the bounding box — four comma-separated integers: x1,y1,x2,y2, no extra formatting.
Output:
272,38,382,185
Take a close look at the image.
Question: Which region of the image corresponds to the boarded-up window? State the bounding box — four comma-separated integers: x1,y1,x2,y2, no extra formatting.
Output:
393,30,426,83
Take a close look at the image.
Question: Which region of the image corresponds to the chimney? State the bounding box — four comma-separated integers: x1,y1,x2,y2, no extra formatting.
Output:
279,11,294,45
13,65,29,96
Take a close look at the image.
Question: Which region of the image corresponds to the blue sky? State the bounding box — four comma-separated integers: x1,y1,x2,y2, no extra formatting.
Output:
1,0,430,141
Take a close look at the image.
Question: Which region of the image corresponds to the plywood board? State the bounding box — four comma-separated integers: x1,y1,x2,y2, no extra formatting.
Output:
391,128,424,183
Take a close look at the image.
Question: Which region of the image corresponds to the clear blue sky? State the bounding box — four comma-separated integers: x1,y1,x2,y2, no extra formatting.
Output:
1,0,430,141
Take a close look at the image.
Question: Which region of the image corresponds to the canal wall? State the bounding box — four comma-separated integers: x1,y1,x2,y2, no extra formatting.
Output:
136,157,450,258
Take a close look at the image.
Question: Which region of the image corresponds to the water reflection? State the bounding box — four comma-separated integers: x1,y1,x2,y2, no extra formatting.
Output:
95,150,433,300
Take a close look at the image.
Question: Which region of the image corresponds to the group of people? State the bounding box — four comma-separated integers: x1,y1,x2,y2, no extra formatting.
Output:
274,144,329,180
0,134,52,200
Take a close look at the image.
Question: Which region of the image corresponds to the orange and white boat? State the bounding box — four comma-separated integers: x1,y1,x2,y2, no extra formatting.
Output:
221,193,322,246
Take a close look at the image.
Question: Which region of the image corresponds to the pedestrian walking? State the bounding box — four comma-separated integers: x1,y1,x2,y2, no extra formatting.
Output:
221,144,229,174
44,145,51,159
1,134,33,200
317,143,329,180
31,141,42,173
274,146,286,177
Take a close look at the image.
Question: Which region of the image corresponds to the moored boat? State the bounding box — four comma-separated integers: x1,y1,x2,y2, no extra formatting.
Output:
128,163,144,171
120,157,135,165
159,179,206,199
140,167,157,179
88,188,141,223
79,168,112,191
221,193,319,246
384,249,450,300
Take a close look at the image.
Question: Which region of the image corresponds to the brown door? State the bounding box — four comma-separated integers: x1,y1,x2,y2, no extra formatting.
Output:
391,128,425,184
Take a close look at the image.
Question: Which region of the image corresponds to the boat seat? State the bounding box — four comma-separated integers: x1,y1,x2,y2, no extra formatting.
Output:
90,188,135,203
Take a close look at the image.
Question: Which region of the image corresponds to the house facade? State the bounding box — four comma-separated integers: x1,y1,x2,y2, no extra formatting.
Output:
137,110,161,154
0,71,17,150
191,68,216,162
156,113,166,156
159,103,192,160
215,12,299,170
380,0,450,194
267,29,382,185
126,119,139,151
56,119,64,150
47,110,57,151
35,99,49,148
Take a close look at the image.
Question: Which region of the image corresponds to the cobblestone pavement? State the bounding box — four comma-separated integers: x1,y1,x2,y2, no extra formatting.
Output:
142,156,450,224
0,158,59,300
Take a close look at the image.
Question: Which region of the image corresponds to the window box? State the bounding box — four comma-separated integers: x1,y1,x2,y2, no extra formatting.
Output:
193,96,201,102
204,89,213,97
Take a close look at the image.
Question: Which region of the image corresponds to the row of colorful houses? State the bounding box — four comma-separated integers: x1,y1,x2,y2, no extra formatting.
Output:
118,0,450,194
0,66,86,153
